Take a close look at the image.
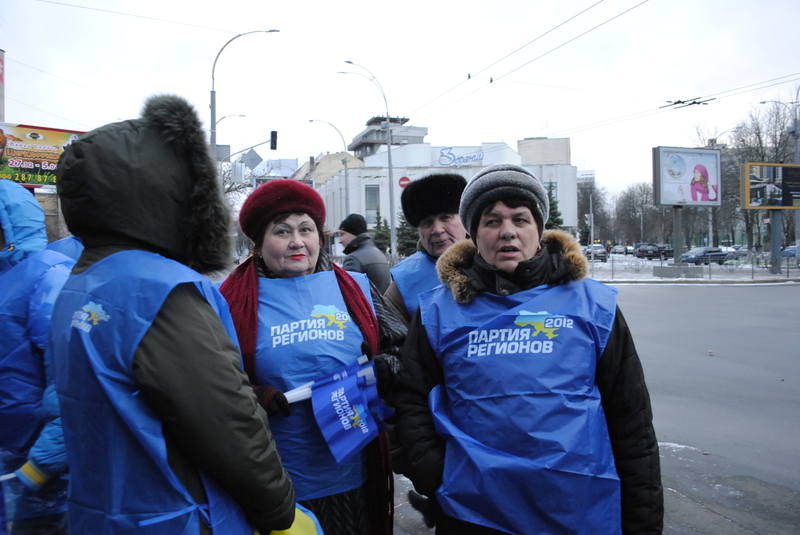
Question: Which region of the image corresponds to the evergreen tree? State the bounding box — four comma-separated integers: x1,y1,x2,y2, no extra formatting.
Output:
372,208,390,254
545,182,563,230
396,211,419,257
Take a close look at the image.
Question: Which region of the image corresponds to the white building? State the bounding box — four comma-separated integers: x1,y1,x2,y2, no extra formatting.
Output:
309,118,579,239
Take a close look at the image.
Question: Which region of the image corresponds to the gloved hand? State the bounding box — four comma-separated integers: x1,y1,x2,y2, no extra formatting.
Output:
373,354,401,399
253,384,291,418
408,490,440,529
361,342,400,399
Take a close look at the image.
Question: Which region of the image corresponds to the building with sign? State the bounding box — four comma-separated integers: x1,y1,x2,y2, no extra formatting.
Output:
312,118,579,240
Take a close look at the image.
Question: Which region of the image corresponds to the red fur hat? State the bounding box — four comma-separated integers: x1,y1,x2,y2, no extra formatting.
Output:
239,179,326,242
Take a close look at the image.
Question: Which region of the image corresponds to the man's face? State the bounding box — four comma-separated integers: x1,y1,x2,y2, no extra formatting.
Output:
418,212,467,258
338,229,356,248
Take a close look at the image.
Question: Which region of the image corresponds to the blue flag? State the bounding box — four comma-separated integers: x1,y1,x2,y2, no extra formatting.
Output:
310,360,391,464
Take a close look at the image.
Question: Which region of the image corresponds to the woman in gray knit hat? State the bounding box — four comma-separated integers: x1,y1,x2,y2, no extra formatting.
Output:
394,163,663,534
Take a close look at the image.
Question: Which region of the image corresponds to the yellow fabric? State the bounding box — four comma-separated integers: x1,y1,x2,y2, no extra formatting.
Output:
18,460,48,488
254,507,321,535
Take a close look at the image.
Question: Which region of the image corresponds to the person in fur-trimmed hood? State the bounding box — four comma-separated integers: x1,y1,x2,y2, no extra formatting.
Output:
393,163,663,535
50,95,296,535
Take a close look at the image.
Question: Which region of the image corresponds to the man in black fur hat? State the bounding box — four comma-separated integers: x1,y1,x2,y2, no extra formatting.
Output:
50,95,295,535
384,173,467,327
382,173,467,522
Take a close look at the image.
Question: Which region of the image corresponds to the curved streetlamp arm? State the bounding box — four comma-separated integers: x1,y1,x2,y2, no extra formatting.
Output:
210,30,278,162
216,114,245,126
212,30,279,90
342,61,390,118
309,119,347,153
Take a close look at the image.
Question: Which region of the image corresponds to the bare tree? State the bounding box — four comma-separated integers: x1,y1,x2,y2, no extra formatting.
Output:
614,182,659,245
218,160,254,258
577,182,610,245
219,160,253,208
730,104,796,250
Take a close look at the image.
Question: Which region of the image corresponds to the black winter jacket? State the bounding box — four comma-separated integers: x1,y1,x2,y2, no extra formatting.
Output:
56,95,296,534
394,230,663,534
343,233,392,293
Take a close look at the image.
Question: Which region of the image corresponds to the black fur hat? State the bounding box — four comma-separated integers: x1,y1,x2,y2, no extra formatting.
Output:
401,173,467,227
57,94,231,274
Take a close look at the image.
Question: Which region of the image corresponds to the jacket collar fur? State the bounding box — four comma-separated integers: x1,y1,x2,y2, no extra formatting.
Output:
436,229,588,304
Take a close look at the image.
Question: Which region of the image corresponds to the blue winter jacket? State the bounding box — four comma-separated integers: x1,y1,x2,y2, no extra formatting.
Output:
0,179,48,274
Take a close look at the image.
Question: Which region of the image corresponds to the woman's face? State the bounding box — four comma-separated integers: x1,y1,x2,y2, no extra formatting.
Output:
475,201,540,274
260,213,320,278
693,169,704,182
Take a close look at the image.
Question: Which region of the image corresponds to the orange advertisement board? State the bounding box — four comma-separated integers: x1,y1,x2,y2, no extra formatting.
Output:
0,122,85,186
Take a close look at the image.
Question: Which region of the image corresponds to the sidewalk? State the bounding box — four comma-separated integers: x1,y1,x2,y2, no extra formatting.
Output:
587,255,800,284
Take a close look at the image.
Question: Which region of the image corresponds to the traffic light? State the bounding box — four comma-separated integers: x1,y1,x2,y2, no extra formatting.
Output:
270,130,278,150
584,214,591,226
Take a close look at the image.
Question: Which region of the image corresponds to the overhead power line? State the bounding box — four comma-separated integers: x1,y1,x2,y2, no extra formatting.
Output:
37,0,235,33
411,0,652,125
407,0,607,117
551,73,800,136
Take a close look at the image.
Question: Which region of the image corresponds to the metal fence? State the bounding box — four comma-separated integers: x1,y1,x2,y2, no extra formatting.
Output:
587,253,800,282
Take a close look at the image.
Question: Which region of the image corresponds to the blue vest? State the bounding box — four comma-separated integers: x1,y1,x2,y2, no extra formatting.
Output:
420,279,621,535
1,250,74,449
255,270,373,500
0,249,74,520
50,251,251,534
390,251,440,317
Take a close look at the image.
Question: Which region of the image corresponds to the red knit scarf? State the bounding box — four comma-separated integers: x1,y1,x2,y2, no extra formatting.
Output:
219,256,381,383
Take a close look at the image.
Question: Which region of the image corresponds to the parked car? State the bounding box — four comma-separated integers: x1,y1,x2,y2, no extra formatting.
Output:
625,245,635,255
781,245,797,258
583,244,608,262
609,245,627,254
679,246,733,265
636,243,674,260
634,243,653,258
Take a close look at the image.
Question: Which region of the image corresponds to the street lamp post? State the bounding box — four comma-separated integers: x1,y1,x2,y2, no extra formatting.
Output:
310,119,350,215
210,30,279,161
760,91,800,274
339,61,397,258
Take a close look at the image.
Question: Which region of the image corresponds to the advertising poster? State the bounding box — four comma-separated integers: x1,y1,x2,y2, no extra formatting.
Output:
0,123,84,187
652,146,722,207
741,163,800,210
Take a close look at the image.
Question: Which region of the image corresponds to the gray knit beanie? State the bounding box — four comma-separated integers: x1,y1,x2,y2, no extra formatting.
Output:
460,163,549,241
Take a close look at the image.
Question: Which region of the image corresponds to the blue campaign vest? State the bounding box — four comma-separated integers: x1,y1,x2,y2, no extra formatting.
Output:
390,251,440,317
420,279,622,535
255,270,374,501
50,251,251,535
0,249,75,450
0,249,74,520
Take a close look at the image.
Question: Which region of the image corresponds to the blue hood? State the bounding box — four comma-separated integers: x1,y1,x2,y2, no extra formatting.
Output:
0,180,47,273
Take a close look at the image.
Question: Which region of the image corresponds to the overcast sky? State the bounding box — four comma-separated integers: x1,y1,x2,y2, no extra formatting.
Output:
3,0,799,196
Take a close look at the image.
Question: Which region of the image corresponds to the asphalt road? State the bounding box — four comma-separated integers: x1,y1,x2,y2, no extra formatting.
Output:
614,282,800,534
394,281,800,534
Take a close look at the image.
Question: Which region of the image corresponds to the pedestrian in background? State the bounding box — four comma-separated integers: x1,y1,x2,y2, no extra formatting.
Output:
220,179,405,535
50,95,295,534
339,213,391,293
0,180,78,535
394,163,663,534
384,173,467,327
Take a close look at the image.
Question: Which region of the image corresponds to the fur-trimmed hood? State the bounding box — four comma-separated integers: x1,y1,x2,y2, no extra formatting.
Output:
57,94,231,274
436,229,588,304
